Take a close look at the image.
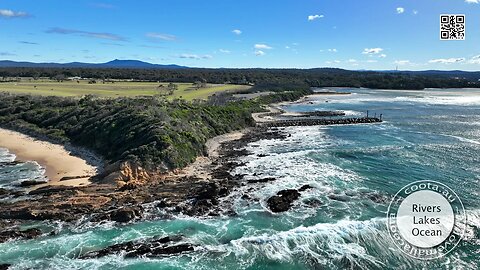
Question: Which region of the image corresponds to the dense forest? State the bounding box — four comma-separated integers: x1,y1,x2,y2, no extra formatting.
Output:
1,67,479,90
0,87,310,171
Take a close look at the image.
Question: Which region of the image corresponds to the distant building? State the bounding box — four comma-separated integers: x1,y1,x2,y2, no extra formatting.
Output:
68,76,82,81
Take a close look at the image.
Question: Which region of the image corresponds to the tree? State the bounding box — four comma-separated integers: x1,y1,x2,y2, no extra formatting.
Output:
193,81,207,89
54,74,66,82
167,83,178,95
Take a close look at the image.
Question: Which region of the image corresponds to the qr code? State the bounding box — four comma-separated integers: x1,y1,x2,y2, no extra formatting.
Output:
440,14,465,40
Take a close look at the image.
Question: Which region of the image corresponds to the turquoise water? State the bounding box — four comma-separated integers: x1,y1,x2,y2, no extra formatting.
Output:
1,88,479,269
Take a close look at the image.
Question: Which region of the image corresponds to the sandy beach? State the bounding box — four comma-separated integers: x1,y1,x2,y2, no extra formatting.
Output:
0,128,98,187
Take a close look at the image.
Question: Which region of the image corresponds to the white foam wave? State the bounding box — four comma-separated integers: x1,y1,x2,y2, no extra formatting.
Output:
217,218,397,268
0,148,16,163
305,92,480,106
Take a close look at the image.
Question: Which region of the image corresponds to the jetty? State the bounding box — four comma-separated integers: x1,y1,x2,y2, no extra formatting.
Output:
258,117,382,127
288,111,346,117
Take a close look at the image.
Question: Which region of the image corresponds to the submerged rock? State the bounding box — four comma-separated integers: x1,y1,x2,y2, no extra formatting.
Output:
366,192,389,204
267,189,301,212
303,198,323,207
0,228,42,243
328,194,350,202
248,177,276,184
298,185,314,192
0,264,11,270
80,235,194,259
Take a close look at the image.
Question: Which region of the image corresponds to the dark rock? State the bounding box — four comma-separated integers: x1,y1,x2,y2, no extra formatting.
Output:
80,235,193,259
0,208,36,220
110,207,142,223
173,206,185,213
0,228,42,243
156,199,171,208
249,177,276,184
59,175,91,181
257,153,269,157
196,183,219,200
266,189,301,212
0,188,9,196
19,180,48,187
10,190,26,197
186,199,214,216
92,206,142,223
241,194,251,200
28,185,76,196
146,244,194,257
0,264,11,270
117,182,139,191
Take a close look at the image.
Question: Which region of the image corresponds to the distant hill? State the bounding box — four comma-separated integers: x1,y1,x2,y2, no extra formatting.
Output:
0,59,187,69
0,59,479,81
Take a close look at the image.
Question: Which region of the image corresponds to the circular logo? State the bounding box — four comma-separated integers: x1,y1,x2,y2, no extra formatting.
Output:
387,180,466,260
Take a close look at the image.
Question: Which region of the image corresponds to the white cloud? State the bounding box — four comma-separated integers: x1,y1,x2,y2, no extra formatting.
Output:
254,44,272,49
366,60,378,63
255,50,265,56
285,46,290,49
146,33,177,41
232,29,242,35
395,60,411,65
428,58,465,64
328,48,338,52
468,55,480,64
179,54,212,60
219,49,231,54
347,59,357,63
308,14,324,21
413,10,419,15
325,60,340,64
47,27,125,41
465,0,479,4
379,54,387,58
0,9,28,18
396,7,405,14
362,48,384,55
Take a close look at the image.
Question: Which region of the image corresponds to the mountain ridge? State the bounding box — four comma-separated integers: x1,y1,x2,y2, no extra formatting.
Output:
0,59,187,69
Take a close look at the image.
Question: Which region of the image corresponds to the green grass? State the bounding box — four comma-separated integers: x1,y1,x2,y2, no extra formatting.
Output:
0,80,251,100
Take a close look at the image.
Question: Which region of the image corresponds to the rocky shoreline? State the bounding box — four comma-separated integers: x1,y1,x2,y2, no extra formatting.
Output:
0,97,386,263
0,126,287,244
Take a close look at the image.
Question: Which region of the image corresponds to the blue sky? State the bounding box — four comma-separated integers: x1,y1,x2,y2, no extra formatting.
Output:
0,0,479,70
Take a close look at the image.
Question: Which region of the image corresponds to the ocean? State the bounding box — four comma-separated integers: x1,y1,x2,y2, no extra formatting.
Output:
0,149,46,191
0,88,479,269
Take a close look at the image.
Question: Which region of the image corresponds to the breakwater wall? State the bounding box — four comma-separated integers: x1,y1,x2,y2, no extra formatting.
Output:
258,117,382,127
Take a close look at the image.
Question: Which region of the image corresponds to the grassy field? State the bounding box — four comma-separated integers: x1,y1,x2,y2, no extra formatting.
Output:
0,80,251,101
